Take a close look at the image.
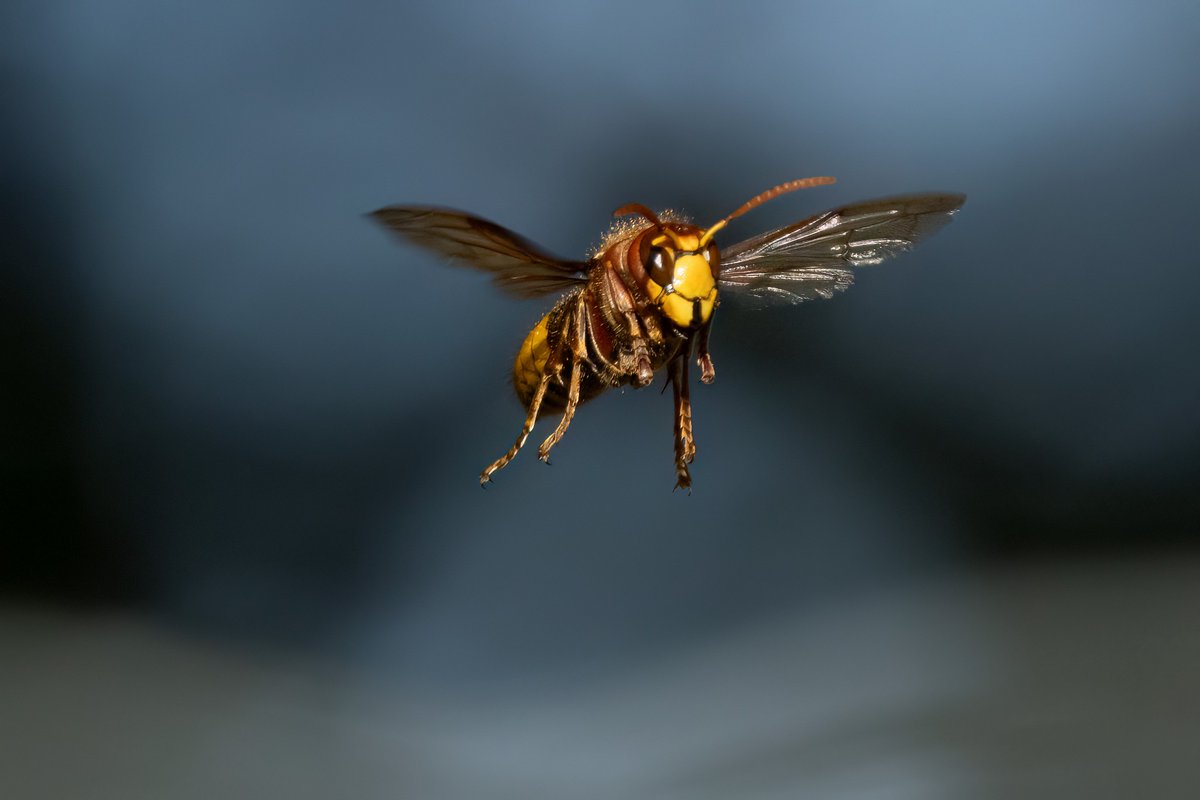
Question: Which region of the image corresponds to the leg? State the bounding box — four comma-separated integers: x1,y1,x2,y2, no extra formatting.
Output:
538,303,588,461
669,353,696,492
696,320,716,384
626,319,655,386
480,344,564,486
604,267,654,385
537,351,582,461
640,310,665,345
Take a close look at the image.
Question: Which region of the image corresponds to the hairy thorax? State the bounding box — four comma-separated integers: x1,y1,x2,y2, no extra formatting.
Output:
512,227,690,413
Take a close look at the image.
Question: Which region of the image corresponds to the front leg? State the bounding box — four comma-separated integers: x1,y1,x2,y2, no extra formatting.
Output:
696,320,716,384
668,353,696,492
625,316,655,387
603,267,655,386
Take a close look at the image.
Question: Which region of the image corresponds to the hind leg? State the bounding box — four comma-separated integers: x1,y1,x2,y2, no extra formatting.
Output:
538,302,588,462
480,340,566,486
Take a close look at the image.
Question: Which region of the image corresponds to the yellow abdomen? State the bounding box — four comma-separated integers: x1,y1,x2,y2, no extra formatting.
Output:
512,312,552,409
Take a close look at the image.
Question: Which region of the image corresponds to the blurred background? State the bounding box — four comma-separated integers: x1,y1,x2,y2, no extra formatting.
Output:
3,1,1198,798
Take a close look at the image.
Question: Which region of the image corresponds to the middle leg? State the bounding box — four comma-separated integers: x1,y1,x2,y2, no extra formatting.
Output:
696,320,716,384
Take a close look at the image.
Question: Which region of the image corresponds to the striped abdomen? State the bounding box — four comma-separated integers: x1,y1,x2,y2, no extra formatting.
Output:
512,288,627,416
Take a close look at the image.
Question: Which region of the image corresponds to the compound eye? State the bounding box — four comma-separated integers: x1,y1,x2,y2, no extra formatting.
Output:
646,247,675,287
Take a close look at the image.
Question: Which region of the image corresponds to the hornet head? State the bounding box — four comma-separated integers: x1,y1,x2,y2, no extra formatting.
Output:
614,176,837,330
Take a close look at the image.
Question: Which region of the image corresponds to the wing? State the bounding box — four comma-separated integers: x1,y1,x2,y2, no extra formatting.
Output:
371,206,588,299
718,193,965,306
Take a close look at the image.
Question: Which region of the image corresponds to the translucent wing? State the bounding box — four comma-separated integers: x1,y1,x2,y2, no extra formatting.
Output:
371,206,588,299
718,194,965,306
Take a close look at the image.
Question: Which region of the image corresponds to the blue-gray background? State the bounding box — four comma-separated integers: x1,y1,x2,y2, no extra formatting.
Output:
3,2,1198,798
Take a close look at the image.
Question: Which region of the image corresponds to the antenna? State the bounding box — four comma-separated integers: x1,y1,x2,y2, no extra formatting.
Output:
699,176,836,246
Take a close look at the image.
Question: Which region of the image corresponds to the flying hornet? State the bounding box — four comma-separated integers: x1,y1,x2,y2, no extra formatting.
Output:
372,178,964,490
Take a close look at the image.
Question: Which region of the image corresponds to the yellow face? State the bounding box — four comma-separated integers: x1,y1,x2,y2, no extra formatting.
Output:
643,232,719,329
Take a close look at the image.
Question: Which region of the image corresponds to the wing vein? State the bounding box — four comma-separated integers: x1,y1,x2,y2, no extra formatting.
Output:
718,193,964,307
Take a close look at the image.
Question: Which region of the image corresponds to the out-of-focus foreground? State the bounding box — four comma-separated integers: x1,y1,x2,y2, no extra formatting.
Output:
5,558,1197,798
